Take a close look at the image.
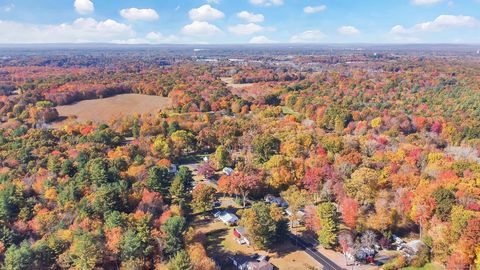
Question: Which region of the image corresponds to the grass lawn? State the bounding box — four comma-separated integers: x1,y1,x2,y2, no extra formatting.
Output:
400,263,445,270
194,216,322,270
282,106,301,117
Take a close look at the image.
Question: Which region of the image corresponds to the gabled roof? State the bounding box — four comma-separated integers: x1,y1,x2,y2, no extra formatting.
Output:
219,212,239,223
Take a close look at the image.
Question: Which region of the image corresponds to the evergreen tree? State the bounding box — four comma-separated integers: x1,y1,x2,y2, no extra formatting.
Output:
432,188,456,221
88,158,109,186
60,234,101,270
162,216,186,257
214,145,229,169
169,175,189,204
168,250,193,270
168,121,180,135
146,166,170,194
132,118,140,138
3,241,34,270
317,202,338,249
60,159,76,177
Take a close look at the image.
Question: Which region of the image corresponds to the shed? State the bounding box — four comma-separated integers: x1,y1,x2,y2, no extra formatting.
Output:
233,227,250,245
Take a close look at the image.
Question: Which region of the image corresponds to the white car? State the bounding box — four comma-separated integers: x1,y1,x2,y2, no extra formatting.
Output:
213,210,222,218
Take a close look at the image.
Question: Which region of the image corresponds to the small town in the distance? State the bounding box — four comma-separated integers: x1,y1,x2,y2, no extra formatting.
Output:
0,0,480,270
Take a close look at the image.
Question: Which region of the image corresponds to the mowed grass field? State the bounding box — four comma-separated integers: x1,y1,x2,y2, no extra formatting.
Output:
54,93,171,125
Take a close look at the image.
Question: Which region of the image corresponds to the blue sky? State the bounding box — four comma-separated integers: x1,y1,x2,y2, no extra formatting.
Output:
0,0,479,44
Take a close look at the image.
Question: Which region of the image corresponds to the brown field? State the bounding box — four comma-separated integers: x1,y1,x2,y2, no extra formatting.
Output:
221,77,255,89
54,93,171,125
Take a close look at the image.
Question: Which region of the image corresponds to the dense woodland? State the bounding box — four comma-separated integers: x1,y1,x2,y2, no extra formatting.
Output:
0,49,479,270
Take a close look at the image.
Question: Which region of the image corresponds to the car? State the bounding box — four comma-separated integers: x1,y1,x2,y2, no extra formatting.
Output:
257,255,270,262
213,210,222,218
250,253,259,260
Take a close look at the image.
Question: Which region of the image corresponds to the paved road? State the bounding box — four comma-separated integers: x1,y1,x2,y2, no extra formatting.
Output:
287,233,345,270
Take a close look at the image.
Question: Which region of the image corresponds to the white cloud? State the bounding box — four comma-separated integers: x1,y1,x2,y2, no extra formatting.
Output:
338,26,360,35
303,5,327,14
189,4,224,21
237,11,264,23
290,30,326,43
206,0,221,3
182,21,222,36
391,15,478,34
0,18,134,43
146,32,179,43
249,35,276,44
250,0,283,7
74,0,94,15
120,8,159,21
228,23,273,35
411,0,444,5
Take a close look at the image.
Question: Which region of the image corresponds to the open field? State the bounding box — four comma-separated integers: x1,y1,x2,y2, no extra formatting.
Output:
193,213,323,270
221,77,254,89
54,93,171,125
221,77,277,99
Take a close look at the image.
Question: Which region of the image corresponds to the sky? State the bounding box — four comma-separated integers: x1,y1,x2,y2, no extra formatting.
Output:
0,0,479,44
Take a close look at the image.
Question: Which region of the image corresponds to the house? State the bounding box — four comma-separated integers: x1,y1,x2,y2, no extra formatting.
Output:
355,247,376,264
168,164,178,174
218,211,239,226
285,208,306,226
402,240,428,257
223,167,234,176
233,227,250,245
285,208,305,219
246,260,274,270
229,254,273,270
264,194,288,208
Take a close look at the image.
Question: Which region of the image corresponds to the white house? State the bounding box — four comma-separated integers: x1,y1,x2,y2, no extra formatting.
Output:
229,254,273,270
264,194,289,208
218,211,239,226
223,167,234,176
